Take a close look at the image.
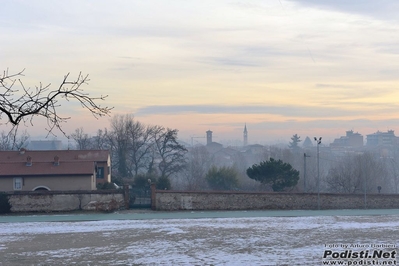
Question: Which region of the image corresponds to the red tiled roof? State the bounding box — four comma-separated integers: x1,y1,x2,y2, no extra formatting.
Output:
0,150,109,163
0,161,95,176
0,150,108,178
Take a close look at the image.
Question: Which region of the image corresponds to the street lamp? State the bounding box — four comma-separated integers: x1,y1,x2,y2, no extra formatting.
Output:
314,137,322,210
303,153,310,192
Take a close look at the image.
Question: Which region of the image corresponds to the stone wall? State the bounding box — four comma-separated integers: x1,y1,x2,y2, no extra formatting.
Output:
8,190,126,212
154,190,399,211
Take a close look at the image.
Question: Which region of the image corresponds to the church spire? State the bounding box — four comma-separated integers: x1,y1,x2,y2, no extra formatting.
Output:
243,124,248,146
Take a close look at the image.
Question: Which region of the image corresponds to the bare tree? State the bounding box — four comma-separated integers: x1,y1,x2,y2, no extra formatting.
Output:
70,127,93,150
326,152,387,193
91,129,110,150
128,122,156,176
107,114,131,178
153,127,188,179
106,114,160,178
326,155,361,193
381,148,399,193
0,69,112,135
0,129,29,151
182,146,211,190
386,159,399,193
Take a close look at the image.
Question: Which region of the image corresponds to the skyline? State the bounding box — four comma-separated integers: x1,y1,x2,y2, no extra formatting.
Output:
2,1,399,144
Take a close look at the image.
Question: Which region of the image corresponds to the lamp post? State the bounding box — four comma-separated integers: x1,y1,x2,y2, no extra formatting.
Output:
303,153,310,192
314,137,322,210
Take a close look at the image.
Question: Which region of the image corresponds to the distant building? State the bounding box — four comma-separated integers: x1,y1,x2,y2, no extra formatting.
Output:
27,140,63,150
206,130,213,146
205,130,223,151
366,130,399,147
302,137,313,148
330,130,363,149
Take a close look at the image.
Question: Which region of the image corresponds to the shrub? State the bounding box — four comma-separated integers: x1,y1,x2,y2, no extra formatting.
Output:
0,193,11,214
156,176,171,190
205,166,239,191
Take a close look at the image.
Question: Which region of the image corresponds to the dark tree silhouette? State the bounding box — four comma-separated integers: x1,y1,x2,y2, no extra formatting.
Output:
154,127,187,179
247,158,299,191
0,69,112,135
289,134,301,150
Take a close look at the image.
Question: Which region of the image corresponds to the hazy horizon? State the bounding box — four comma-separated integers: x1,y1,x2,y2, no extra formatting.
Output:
2,0,399,145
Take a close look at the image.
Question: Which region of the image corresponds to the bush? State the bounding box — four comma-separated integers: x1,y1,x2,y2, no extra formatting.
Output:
0,193,11,214
156,176,171,190
205,166,239,191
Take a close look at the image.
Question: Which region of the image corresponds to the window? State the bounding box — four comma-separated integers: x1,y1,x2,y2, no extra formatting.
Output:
96,167,104,179
13,178,23,190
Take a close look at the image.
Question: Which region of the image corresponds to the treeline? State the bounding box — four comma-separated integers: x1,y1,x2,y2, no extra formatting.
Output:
3,116,399,194
70,114,187,189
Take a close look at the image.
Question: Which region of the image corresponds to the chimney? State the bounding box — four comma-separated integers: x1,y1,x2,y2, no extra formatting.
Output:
26,156,32,166
54,156,60,166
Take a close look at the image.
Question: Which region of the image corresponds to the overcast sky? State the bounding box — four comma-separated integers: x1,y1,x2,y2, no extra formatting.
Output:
2,0,399,145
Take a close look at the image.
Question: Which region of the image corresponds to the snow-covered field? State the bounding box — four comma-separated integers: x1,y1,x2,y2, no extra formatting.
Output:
1,214,398,265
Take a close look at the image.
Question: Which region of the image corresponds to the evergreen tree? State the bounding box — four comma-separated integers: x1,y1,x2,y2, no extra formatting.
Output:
247,158,299,191
289,134,301,150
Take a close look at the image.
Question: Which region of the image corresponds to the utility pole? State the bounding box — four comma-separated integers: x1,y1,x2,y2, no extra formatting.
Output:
303,153,310,192
363,161,367,209
314,137,322,210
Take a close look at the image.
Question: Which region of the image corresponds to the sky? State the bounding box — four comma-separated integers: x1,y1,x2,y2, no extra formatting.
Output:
1,0,399,146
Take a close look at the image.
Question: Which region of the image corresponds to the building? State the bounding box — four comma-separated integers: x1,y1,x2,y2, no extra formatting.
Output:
0,149,111,192
302,137,313,148
206,130,213,146
27,140,63,150
366,130,399,147
330,130,363,149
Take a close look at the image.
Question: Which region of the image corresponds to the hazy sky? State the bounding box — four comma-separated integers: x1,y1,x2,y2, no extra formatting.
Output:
2,0,399,145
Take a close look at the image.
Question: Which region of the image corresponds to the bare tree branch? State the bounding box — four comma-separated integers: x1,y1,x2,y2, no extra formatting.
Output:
0,69,113,136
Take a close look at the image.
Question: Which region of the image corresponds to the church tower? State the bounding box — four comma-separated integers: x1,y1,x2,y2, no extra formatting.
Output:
206,130,213,145
243,124,248,146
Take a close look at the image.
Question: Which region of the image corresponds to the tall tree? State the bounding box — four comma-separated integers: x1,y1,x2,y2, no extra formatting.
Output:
247,158,299,191
0,129,29,151
91,129,110,150
326,152,388,194
289,134,301,150
70,127,92,150
183,146,212,190
127,121,156,176
153,127,188,179
0,69,112,135
108,114,131,178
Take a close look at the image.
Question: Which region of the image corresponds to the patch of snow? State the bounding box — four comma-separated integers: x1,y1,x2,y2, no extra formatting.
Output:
1,215,398,265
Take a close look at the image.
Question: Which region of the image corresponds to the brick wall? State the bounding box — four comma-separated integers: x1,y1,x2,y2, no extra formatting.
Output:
154,190,399,211
7,190,126,212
